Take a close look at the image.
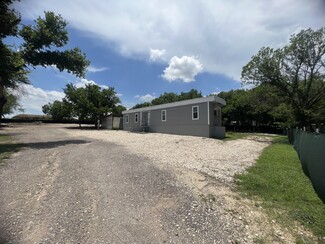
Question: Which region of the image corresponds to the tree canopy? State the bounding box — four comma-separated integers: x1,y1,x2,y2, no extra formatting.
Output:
112,105,127,117
132,89,202,109
0,1,89,117
43,83,122,127
242,28,325,126
218,84,295,127
42,100,71,120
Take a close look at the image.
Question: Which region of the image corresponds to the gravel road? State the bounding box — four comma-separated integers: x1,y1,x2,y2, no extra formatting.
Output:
0,124,303,243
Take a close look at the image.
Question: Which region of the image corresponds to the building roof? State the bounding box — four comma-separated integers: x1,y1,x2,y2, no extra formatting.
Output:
122,95,226,114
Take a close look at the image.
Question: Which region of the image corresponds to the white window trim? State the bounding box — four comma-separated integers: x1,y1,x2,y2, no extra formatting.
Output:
161,110,167,122
192,105,199,120
135,113,139,123
125,115,129,123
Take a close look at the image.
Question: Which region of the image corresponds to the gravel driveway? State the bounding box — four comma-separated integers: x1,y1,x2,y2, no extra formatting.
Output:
0,124,298,243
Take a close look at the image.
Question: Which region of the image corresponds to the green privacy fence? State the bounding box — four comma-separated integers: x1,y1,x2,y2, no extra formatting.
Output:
288,129,325,203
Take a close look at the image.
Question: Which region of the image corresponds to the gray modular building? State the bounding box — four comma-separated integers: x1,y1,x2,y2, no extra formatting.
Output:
122,96,226,138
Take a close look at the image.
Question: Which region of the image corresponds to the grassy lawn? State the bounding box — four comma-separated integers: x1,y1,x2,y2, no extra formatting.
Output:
224,132,255,141
0,133,21,165
235,136,325,241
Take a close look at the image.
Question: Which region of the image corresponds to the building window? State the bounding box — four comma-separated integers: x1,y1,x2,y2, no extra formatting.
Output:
135,113,139,123
192,106,199,120
161,110,166,121
125,115,129,123
214,108,220,117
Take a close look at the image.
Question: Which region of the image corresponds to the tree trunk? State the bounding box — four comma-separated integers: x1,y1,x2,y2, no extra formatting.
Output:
0,81,8,122
97,119,100,130
293,107,309,128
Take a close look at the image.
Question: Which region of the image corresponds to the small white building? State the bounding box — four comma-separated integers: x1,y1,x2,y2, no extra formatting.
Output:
102,116,123,130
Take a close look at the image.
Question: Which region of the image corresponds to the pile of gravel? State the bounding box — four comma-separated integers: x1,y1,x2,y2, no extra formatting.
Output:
66,130,271,184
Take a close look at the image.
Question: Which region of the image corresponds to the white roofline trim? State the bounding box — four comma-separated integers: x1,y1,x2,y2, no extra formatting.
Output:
122,95,226,114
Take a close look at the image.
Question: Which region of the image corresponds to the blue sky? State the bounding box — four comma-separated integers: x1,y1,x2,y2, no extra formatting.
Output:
6,0,325,116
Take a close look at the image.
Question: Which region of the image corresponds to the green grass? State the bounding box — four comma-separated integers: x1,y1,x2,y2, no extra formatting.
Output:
0,134,21,165
224,132,255,141
0,133,11,142
235,136,325,240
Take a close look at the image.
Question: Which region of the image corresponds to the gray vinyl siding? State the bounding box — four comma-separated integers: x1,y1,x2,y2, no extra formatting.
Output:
148,102,210,137
122,96,226,138
123,113,142,132
208,102,222,126
207,103,224,138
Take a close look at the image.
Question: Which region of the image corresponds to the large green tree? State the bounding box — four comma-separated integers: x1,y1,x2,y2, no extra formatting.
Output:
178,89,203,101
218,84,291,127
0,1,89,118
151,92,179,105
63,83,121,127
132,102,152,109
42,100,71,120
151,89,202,105
248,84,289,125
218,89,252,125
63,84,89,124
112,105,127,117
242,28,325,126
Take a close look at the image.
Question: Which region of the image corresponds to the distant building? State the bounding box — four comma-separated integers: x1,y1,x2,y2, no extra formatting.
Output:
122,96,226,139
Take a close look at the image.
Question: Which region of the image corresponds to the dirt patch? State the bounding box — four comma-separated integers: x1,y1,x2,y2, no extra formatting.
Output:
174,169,299,243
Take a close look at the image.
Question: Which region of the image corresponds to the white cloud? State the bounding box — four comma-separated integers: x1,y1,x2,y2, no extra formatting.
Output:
14,0,325,80
121,102,136,111
87,65,109,73
162,56,203,82
134,94,156,102
11,84,65,116
10,78,113,116
74,78,109,89
74,78,96,88
211,87,221,95
149,48,166,62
